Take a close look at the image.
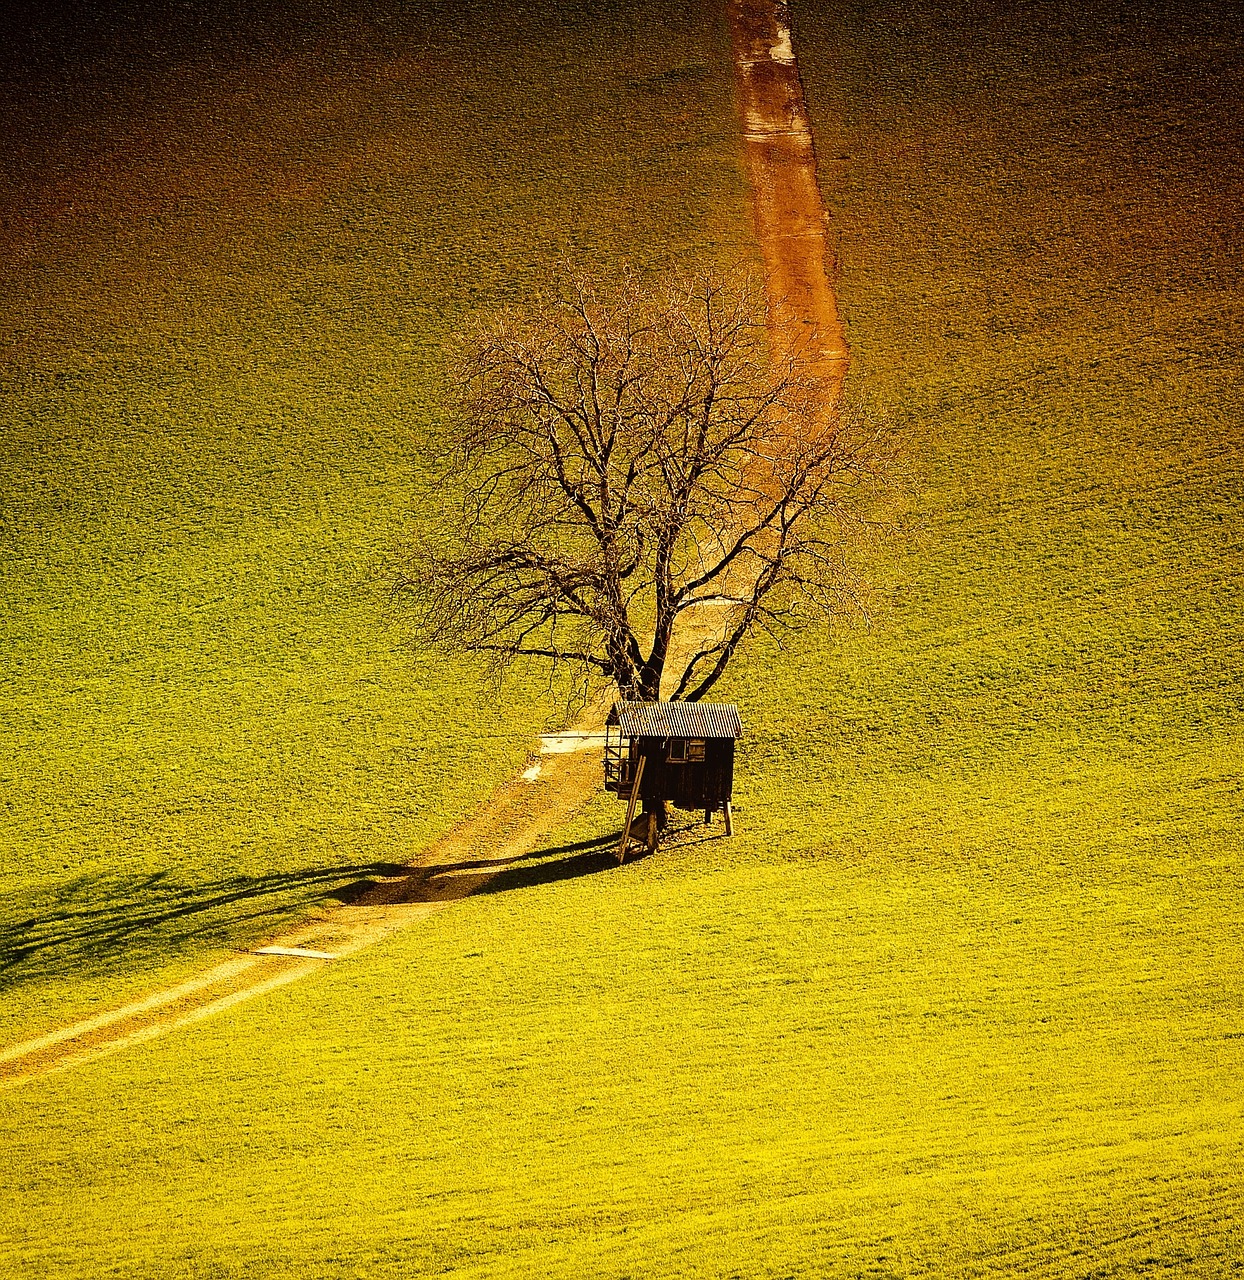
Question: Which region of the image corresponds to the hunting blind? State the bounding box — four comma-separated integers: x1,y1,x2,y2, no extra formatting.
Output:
604,701,743,860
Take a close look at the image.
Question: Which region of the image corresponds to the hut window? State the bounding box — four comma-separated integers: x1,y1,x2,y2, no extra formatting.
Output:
667,738,686,762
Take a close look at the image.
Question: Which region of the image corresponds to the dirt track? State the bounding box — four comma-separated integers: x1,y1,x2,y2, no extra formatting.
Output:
728,0,849,399
0,0,849,1090
0,745,602,1089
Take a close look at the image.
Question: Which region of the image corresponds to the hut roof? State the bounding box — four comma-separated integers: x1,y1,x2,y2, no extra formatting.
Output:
609,701,743,740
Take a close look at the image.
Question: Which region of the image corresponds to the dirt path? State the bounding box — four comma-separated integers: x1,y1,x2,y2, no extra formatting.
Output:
0,742,603,1089
728,0,849,400
0,0,848,1091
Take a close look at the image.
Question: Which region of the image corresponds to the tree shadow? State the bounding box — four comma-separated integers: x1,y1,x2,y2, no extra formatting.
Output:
0,862,406,990
3,817,729,989
357,832,632,905
471,815,730,894
359,816,726,905
472,833,632,895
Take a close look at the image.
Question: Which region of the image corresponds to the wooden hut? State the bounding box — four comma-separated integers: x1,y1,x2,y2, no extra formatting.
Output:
604,701,743,857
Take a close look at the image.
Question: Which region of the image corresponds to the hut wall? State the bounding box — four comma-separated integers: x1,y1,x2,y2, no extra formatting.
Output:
635,738,734,810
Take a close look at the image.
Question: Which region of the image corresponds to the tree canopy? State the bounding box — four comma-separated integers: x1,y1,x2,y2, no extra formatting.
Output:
402,267,890,703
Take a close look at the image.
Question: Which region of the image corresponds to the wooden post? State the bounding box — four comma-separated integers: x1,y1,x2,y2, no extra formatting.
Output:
617,754,646,864
645,810,659,854
724,799,733,837
704,808,712,826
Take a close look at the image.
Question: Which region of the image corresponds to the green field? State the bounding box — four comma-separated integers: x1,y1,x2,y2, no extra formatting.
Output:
2,0,1242,1275
0,0,751,1041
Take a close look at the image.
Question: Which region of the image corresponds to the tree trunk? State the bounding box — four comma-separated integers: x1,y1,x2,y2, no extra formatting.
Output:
633,647,664,702
634,601,673,702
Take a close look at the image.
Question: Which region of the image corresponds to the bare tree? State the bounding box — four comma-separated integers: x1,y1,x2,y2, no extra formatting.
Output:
400,267,889,704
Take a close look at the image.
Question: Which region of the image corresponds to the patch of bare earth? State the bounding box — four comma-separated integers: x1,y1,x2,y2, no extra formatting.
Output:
728,0,849,398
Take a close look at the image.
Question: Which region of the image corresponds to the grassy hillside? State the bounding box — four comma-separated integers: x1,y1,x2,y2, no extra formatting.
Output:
0,0,750,1040
1,0,1242,1276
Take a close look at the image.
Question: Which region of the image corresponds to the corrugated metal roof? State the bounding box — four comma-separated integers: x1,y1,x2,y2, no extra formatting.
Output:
608,701,743,739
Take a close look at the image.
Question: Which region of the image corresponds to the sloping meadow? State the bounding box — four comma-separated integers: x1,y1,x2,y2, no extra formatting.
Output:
0,0,750,1039
1,0,1242,1276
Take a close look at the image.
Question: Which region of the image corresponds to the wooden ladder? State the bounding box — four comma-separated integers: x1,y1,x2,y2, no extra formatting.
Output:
616,755,648,864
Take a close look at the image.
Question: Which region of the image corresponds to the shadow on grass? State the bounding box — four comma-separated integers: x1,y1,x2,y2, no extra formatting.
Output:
4,818,728,986
359,833,629,905
472,833,629,896
0,862,406,988
363,817,725,906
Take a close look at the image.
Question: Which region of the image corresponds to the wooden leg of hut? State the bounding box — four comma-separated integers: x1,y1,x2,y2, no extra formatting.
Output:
724,800,733,837
704,808,712,826
646,810,659,854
